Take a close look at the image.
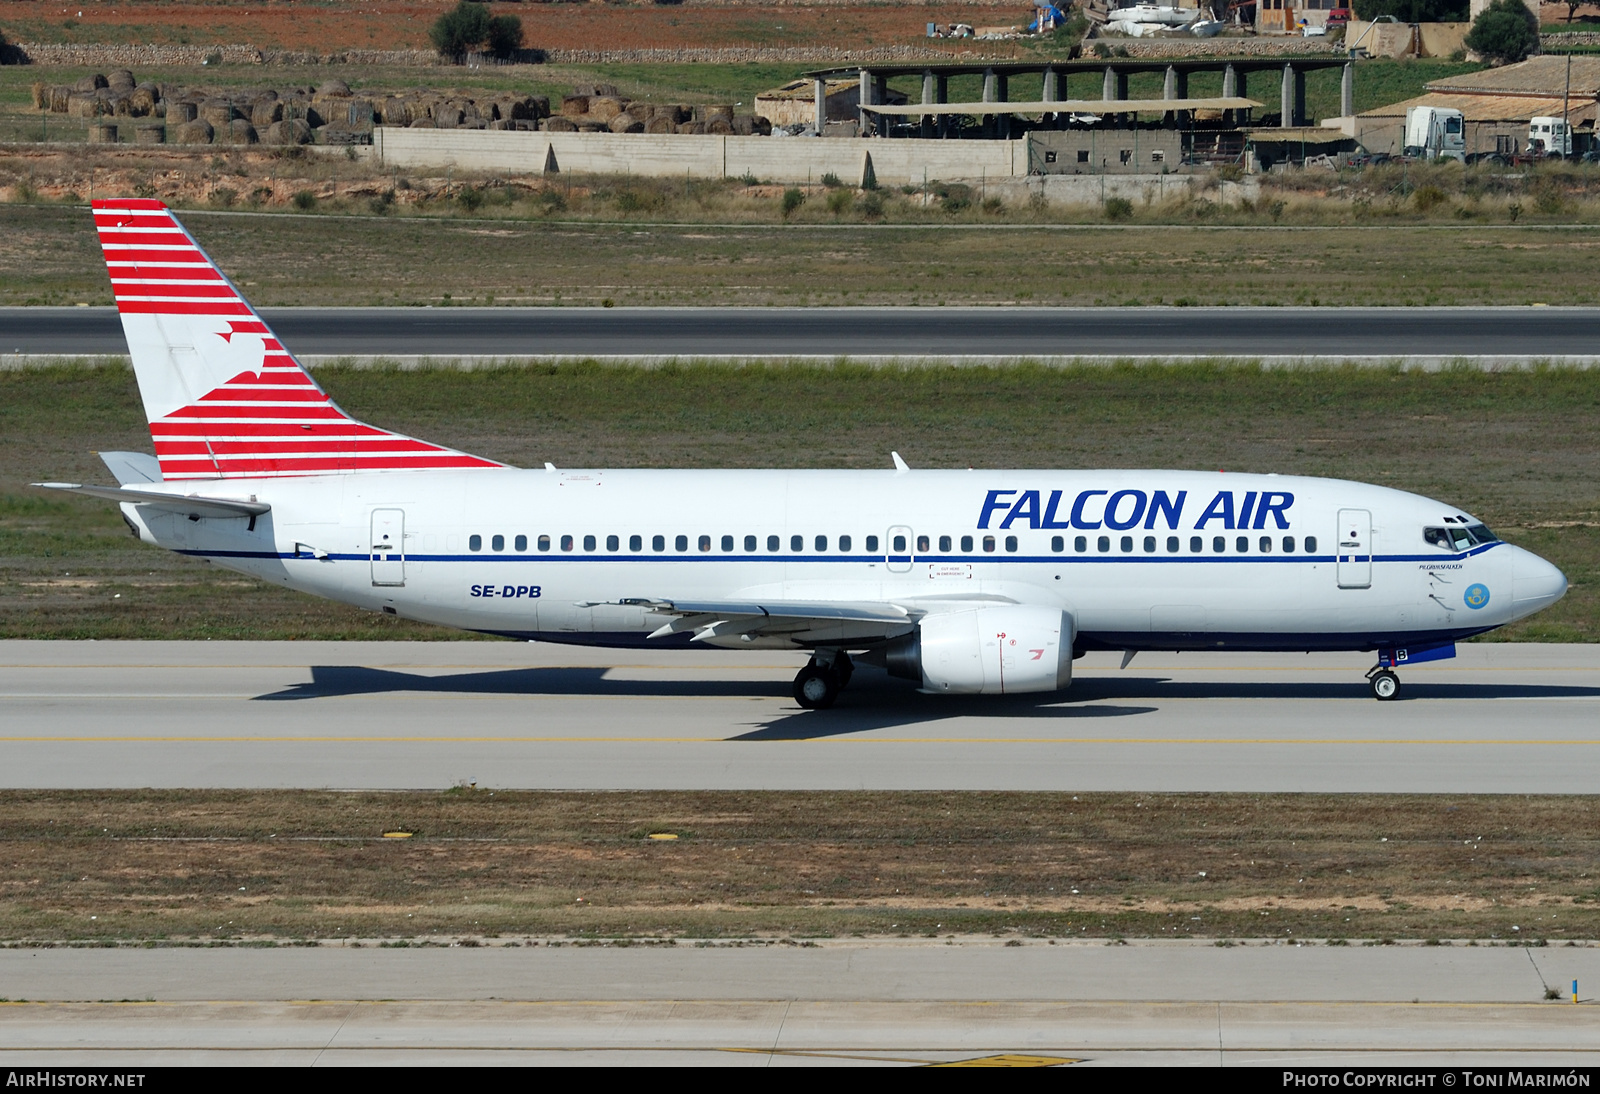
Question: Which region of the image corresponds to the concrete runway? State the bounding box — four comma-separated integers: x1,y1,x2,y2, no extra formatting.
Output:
2,943,1596,1065
3,641,1597,792
6,305,1600,360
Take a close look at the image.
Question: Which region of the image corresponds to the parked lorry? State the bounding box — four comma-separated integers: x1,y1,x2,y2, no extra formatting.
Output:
1404,106,1465,163
1528,116,1572,158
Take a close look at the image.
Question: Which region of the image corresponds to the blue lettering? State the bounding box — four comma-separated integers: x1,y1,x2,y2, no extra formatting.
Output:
978,489,1017,530
515,585,530,598
1069,489,1109,530
1000,489,1041,530
1145,490,1187,530
1041,490,1072,529
1238,491,1258,530
1104,489,1148,531
1195,491,1236,530
501,585,516,597
1254,491,1295,529
530,585,541,598
470,585,483,597
483,585,496,598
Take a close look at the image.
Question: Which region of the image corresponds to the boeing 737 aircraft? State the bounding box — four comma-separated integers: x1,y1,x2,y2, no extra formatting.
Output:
34,200,1568,707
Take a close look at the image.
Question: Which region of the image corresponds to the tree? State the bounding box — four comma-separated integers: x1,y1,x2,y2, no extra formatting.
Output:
1351,0,1468,22
1464,0,1540,63
485,14,524,58
429,2,490,60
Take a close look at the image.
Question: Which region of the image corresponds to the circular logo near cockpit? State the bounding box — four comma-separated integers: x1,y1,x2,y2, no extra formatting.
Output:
1464,583,1491,610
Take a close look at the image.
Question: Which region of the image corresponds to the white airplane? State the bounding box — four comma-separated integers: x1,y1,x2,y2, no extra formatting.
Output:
36,200,1568,707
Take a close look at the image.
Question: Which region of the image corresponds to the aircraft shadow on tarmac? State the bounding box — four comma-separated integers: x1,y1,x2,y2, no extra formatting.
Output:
255,664,792,701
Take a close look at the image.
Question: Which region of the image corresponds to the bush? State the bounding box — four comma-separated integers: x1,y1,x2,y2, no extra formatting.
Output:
1413,184,1447,211
1104,196,1134,221
430,2,491,61
486,15,523,58
820,172,843,189
292,190,316,211
859,191,885,220
780,187,806,219
825,188,853,215
1464,0,1539,63
457,186,484,211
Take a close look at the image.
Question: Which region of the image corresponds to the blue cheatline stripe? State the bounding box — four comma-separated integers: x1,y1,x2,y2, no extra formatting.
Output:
179,543,1500,566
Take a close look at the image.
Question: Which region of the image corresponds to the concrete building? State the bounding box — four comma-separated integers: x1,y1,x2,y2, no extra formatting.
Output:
1354,55,1600,157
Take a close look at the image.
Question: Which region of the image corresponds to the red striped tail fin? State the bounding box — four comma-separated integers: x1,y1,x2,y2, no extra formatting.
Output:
92,198,504,481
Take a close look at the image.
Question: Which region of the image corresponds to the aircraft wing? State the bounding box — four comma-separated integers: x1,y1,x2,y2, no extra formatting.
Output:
621,598,915,645
31,482,271,521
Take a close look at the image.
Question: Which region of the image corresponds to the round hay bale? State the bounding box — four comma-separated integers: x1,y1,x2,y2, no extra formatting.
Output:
263,118,311,145
624,100,652,122
106,69,136,93
73,74,108,93
675,121,706,135
577,121,607,133
68,93,108,119
570,83,598,97
705,104,734,122
317,78,351,98
652,104,689,124
705,117,734,136
607,113,644,134
133,123,166,145
752,115,772,136
226,119,258,144
644,115,674,135
593,83,619,98
88,121,119,144
174,119,214,145
588,97,623,123
166,100,198,124
381,97,410,125
200,100,236,127
49,87,73,113
129,87,158,116
433,106,463,129
542,115,577,133
29,83,47,110
730,115,756,137
251,99,283,126
560,95,589,117
408,118,433,128
112,95,134,117
528,95,550,119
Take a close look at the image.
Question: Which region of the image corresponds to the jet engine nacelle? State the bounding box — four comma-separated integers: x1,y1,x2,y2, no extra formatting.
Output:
885,605,1074,695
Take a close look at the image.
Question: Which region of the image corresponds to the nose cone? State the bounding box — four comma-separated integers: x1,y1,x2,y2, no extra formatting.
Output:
1511,546,1568,609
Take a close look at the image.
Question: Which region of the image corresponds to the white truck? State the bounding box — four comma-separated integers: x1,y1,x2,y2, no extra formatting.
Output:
1528,117,1572,158
1404,106,1465,163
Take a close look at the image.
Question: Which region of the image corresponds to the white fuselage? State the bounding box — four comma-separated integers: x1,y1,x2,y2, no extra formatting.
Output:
119,467,1565,655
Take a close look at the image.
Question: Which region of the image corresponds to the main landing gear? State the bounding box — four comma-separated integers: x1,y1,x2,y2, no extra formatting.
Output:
793,651,854,710
1366,665,1402,701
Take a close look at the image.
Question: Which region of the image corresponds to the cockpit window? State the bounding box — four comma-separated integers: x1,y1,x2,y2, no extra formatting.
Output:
1425,523,1499,550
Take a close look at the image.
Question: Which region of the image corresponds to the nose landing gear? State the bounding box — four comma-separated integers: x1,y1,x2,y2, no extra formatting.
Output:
1366,665,1401,701
793,651,854,710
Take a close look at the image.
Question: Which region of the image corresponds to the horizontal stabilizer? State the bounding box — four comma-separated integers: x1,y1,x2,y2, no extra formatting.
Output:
31,482,270,520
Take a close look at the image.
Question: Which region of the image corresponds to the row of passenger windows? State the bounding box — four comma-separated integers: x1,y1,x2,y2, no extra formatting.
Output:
465,532,1319,555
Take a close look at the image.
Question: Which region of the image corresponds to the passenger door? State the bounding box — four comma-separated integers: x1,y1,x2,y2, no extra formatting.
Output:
1336,508,1371,589
370,508,406,587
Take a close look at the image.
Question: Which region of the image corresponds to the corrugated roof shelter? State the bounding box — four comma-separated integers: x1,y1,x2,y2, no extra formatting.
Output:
755,78,906,129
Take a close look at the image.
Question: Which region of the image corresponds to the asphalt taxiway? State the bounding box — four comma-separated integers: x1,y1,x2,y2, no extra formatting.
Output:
2,641,1597,792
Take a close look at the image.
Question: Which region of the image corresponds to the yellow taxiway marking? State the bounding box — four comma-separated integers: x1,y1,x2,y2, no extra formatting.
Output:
930,1054,1081,1067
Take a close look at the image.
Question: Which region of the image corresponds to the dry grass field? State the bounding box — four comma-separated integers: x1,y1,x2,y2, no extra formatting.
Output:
2,790,1596,943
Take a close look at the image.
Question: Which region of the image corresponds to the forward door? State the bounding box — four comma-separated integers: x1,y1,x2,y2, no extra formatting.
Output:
370,508,406,587
1336,508,1371,589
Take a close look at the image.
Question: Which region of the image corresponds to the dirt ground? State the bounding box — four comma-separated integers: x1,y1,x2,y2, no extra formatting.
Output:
2,790,1596,942
0,2,1018,53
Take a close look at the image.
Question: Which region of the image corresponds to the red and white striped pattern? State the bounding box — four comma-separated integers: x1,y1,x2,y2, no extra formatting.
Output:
93,198,503,480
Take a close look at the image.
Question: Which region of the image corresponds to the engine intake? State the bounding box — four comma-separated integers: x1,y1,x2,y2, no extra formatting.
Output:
885,605,1074,695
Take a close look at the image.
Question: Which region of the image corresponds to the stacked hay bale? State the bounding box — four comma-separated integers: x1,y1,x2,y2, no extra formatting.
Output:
133,123,166,145
174,120,213,145
539,88,755,137
88,121,118,144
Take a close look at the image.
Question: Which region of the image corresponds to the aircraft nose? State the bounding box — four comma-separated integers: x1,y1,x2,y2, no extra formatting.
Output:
1512,547,1567,607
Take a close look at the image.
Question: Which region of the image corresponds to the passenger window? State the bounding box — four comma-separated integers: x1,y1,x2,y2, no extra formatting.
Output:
1259,536,1272,553
940,535,952,552
1236,536,1249,553
675,534,688,552
602,534,616,551
1098,535,1110,553
1120,535,1133,552
583,535,597,551
698,535,711,552
1283,536,1295,553
653,535,665,552
767,535,780,552
629,535,641,552
961,535,974,552
866,535,879,552
561,535,574,552
892,535,906,552
744,535,757,552
815,535,828,551
982,535,995,553
1143,536,1156,553
1305,535,1318,553
515,534,528,552
1213,536,1225,553
1190,536,1202,553
1005,535,1018,552
1166,536,1179,553
1051,536,1064,552
792,535,804,552
492,534,505,552
1075,535,1087,552
469,534,482,552
538,534,551,551
721,534,734,552
840,535,852,551
916,535,929,553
